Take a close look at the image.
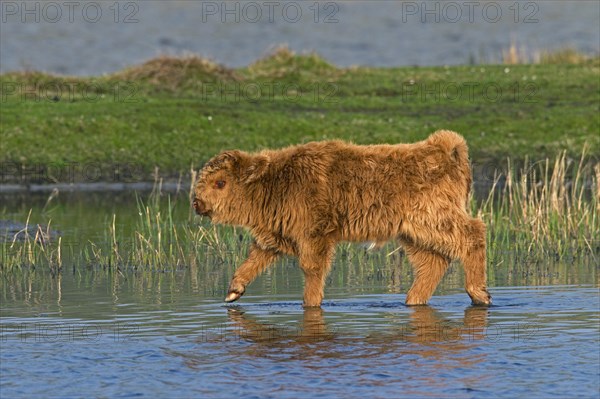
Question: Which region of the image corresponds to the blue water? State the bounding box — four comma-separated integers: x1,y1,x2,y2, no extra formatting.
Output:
1,1,599,74
2,280,598,398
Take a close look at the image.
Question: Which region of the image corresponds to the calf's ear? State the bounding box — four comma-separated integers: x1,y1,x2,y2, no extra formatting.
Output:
202,150,243,172
243,155,270,183
219,150,243,167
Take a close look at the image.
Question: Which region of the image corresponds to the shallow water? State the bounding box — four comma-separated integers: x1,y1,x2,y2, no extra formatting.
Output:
1,273,599,398
1,192,599,397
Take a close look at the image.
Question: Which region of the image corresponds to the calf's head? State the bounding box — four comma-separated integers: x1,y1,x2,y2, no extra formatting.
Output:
193,150,270,223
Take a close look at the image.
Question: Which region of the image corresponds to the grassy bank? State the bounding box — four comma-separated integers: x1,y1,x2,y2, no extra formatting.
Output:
1,48,599,184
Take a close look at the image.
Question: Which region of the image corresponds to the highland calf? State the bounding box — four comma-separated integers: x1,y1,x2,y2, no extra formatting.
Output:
194,130,491,307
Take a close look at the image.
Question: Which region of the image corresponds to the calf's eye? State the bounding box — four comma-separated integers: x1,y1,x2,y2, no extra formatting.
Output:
215,180,226,189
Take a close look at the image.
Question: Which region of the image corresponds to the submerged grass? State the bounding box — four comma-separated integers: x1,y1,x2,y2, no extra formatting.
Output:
480,149,599,264
2,152,598,288
0,210,63,274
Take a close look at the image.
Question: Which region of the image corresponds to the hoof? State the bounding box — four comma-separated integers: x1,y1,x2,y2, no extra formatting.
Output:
405,293,429,306
468,289,492,306
225,291,242,303
302,304,322,309
471,298,492,306
405,301,429,306
225,279,246,303
302,296,323,308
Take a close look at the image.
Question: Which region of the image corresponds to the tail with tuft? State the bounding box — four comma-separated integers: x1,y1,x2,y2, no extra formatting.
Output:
427,130,472,208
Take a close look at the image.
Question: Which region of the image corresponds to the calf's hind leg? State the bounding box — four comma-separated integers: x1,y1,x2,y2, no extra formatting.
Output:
460,218,491,306
404,215,491,306
403,244,451,305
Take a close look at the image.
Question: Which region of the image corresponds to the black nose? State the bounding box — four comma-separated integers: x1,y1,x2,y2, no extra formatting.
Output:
192,198,202,213
193,198,209,216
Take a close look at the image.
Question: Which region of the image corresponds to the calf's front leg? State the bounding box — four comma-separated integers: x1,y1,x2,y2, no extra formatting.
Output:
225,243,280,302
298,241,335,308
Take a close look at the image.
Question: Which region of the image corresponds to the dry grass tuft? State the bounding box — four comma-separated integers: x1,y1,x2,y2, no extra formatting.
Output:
114,54,242,90
502,40,594,65
537,48,592,65
245,45,340,80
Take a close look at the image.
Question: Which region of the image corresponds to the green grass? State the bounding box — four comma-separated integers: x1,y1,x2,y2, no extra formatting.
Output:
1,49,598,183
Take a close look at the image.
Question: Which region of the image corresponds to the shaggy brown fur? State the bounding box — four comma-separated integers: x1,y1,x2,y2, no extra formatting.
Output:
194,130,491,307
